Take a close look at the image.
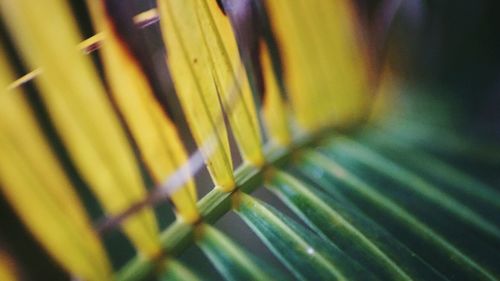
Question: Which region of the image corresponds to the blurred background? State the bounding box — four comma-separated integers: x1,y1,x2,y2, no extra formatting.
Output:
361,0,500,139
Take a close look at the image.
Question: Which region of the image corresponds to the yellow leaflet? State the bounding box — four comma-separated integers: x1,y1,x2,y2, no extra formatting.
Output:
158,0,236,191
316,0,369,126
86,0,199,223
0,253,16,281
260,42,291,146
299,0,345,127
1,0,160,256
195,0,264,166
264,0,368,132
0,52,111,281
263,0,320,131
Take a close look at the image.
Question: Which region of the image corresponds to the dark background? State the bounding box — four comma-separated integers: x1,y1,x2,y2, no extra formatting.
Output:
375,0,500,139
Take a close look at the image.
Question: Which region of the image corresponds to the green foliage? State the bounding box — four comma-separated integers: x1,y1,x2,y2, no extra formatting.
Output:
118,110,500,280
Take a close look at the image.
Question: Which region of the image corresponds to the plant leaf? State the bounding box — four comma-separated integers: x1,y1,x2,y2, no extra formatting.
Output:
219,0,291,146
378,118,500,165
262,0,368,131
236,193,377,281
0,48,111,281
190,0,264,165
158,0,235,191
299,150,497,280
260,42,291,146
319,135,500,275
359,128,500,211
159,259,203,281
198,224,284,281
323,135,500,239
268,170,448,281
0,0,160,257
86,0,199,223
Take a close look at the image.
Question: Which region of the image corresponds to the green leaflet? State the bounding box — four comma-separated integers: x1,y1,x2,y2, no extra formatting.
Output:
198,224,285,281
320,136,500,274
358,128,500,212
323,135,500,240
378,118,500,166
159,260,202,281
298,151,497,281
235,194,377,281
267,171,446,281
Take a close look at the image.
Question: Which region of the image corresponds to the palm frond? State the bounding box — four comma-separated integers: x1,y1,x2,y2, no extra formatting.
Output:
0,0,498,280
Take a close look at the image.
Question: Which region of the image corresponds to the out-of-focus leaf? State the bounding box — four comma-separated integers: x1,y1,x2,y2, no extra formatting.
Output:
379,117,500,166
86,0,199,223
219,0,290,146
159,259,202,281
359,128,500,211
323,135,500,239
157,0,235,191
198,224,285,281
268,171,448,281
299,151,497,281
236,194,377,281
263,0,369,131
319,134,500,275
0,49,111,281
260,42,291,146
0,0,160,256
